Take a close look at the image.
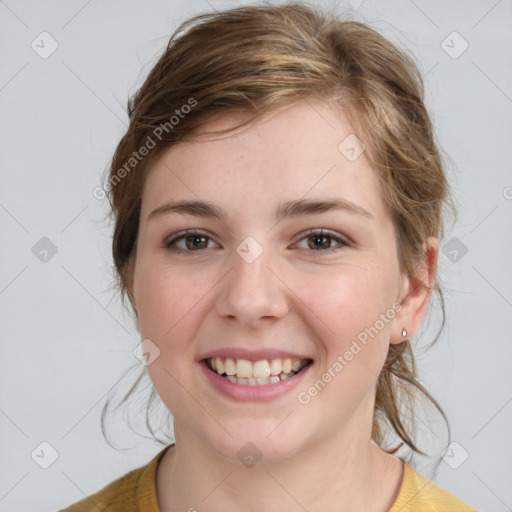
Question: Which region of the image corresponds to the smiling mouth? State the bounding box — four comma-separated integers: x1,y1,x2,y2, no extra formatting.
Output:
205,356,312,385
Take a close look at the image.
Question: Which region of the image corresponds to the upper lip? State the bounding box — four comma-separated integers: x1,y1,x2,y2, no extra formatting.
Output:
199,348,313,362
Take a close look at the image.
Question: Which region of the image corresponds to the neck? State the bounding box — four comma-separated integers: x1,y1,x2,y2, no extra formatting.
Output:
157,421,403,512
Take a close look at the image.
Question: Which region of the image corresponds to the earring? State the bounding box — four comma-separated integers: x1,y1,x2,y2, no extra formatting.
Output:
401,328,407,337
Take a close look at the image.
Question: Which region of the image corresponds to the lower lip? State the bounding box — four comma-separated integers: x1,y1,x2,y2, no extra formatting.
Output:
199,360,312,402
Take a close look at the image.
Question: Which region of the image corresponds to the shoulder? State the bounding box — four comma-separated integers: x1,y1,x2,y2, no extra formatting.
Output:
58,445,171,512
389,461,478,512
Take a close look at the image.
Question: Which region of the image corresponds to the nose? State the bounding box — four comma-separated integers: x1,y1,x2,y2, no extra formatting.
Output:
215,243,289,329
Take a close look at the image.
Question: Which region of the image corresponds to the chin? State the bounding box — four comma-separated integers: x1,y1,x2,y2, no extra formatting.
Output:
195,417,311,466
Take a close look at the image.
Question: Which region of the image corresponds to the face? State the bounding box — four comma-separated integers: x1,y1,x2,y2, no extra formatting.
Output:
131,100,411,463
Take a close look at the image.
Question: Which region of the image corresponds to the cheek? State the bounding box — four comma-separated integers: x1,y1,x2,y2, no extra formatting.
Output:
134,264,210,413
134,261,208,343
300,264,395,367
294,268,396,422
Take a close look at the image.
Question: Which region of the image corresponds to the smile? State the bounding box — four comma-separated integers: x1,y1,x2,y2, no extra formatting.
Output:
205,357,311,386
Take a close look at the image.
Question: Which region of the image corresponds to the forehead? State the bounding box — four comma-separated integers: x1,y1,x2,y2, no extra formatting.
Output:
141,100,387,223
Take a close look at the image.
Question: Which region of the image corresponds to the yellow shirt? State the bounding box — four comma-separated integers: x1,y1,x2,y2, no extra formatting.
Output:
59,445,477,511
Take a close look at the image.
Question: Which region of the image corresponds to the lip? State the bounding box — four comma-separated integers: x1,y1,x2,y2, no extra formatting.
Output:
200,359,313,402
198,347,312,362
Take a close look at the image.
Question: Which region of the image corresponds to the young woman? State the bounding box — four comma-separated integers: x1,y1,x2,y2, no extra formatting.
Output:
61,2,477,511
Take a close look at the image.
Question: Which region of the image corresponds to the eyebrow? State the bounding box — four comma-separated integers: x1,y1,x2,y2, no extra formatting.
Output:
147,197,374,223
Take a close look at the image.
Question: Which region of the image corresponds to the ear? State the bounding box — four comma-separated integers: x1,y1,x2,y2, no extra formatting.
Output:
390,236,439,344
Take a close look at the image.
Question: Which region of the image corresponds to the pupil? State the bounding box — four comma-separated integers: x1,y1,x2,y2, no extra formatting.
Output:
311,235,329,249
187,236,206,249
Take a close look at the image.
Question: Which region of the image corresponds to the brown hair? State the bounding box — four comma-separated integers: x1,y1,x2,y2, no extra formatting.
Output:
100,1,457,463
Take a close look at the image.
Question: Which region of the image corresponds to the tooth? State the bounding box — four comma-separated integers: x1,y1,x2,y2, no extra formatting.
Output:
291,360,301,371
225,357,236,375
282,358,292,373
236,359,253,378
269,359,282,376
210,358,217,371
215,357,225,374
253,360,270,378
221,374,289,385
279,372,287,380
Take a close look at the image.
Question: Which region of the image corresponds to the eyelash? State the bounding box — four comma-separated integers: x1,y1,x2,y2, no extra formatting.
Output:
164,228,350,256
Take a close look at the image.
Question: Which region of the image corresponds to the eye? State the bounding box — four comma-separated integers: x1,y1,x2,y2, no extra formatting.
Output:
164,228,350,256
295,229,350,255
164,229,218,254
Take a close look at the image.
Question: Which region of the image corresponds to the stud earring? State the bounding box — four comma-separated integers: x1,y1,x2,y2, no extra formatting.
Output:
401,328,407,337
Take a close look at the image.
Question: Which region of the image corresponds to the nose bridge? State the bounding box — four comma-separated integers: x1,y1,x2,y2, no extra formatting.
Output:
217,236,288,325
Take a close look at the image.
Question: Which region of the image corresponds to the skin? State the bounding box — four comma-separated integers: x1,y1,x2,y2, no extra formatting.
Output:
129,99,439,512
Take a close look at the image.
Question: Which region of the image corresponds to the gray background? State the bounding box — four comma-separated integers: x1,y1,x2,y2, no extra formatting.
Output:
1,0,511,510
